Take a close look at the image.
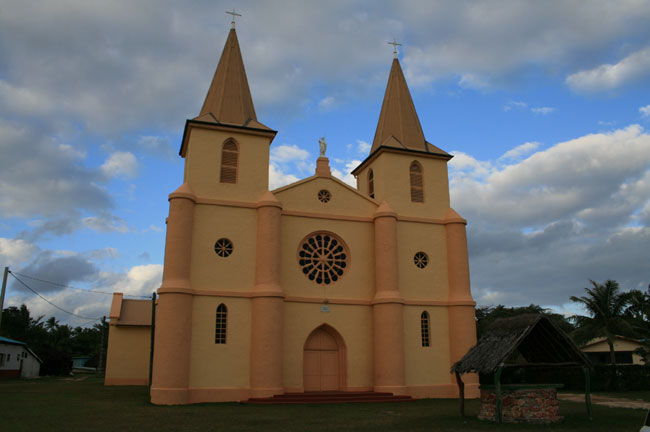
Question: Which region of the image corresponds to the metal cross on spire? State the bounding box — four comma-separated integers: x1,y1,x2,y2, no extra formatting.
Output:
388,38,402,59
226,9,242,28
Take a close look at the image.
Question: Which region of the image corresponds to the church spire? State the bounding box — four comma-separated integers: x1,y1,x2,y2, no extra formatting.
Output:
371,56,432,154
196,27,259,127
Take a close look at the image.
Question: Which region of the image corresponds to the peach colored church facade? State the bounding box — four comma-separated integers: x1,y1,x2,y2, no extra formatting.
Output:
105,27,479,405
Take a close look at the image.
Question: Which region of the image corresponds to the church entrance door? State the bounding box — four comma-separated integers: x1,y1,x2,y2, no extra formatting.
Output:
303,327,341,391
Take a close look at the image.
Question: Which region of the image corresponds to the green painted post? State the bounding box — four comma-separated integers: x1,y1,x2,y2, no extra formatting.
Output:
583,367,593,420
494,367,503,424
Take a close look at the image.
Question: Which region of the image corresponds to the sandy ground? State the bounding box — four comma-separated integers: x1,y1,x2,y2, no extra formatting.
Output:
558,393,650,410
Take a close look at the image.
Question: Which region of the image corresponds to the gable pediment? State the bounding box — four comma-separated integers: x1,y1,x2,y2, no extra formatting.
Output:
273,175,377,219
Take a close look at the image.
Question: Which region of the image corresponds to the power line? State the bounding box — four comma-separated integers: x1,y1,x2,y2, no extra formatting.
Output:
9,272,102,321
10,270,150,299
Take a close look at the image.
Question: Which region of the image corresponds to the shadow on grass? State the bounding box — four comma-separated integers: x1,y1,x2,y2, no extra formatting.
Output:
0,378,645,432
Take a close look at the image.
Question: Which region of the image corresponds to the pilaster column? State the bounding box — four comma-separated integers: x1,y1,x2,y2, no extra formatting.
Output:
372,201,406,394
151,183,195,405
250,191,284,398
445,208,478,393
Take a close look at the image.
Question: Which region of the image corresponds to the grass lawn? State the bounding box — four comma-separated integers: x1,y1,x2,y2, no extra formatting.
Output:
0,377,646,432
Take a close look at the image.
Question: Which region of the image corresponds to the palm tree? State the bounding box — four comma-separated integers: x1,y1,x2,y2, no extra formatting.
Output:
570,280,633,388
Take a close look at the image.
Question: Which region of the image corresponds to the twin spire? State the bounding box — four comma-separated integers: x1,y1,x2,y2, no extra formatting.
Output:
196,27,270,130
197,25,447,156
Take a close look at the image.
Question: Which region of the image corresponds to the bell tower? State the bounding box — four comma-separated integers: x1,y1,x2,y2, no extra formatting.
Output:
178,27,277,202
151,24,279,405
351,52,452,220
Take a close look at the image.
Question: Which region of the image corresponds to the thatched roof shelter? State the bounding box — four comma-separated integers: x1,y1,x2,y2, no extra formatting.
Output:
451,314,593,422
452,314,591,374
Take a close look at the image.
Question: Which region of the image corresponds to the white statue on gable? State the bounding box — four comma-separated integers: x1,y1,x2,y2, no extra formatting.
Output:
319,137,327,157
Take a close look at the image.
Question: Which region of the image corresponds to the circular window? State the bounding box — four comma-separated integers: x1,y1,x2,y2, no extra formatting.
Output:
214,238,233,257
318,189,331,203
298,232,348,285
414,251,428,269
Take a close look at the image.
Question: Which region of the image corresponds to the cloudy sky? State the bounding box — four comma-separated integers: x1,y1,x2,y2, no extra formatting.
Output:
1,0,649,326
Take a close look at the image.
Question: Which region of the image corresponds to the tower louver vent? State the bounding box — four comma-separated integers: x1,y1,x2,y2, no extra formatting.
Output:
220,141,238,183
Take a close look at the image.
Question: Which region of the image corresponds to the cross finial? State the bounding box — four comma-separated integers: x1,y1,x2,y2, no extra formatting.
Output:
388,38,402,59
226,9,242,28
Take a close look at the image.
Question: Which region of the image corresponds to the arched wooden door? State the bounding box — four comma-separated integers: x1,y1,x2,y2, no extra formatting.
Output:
303,327,341,391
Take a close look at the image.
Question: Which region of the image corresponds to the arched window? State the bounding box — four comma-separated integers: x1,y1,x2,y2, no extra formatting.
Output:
215,304,227,344
219,140,238,183
421,311,430,347
410,161,424,203
368,169,375,198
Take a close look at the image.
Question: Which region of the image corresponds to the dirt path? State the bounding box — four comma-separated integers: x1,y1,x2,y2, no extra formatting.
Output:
558,393,650,410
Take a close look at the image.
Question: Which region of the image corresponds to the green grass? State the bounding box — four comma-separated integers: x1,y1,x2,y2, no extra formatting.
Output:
0,377,646,432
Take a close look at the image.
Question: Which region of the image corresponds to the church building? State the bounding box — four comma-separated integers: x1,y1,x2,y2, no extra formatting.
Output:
105,24,479,405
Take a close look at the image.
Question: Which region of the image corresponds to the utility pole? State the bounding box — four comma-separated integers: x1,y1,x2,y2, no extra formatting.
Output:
148,292,156,387
97,316,106,376
0,267,8,330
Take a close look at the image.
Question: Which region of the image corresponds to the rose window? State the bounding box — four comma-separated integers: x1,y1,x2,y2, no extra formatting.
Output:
298,232,348,285
318,189,331,203
414,251,428,269
214,238,233,257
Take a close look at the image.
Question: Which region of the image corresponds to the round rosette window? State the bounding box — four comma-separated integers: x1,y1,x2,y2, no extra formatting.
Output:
413,251,428,269
298,232,349,285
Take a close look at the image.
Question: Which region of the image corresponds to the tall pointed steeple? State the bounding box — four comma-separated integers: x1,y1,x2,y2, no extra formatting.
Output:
196,28,268,129
370,57,448,156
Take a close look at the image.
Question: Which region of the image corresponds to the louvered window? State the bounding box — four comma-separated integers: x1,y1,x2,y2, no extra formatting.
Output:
410,162,424,202
421,311,430,347
215,304,227,344
368,169,375,198
220,140,238,183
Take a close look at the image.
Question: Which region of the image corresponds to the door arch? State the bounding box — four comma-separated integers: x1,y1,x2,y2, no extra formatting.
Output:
303,325,347,391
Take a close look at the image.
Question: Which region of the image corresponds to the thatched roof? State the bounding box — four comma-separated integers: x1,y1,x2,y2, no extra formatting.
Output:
451,314,591,375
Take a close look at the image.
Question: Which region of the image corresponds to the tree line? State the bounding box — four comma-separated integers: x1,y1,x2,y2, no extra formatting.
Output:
0,279,648,377
0,304,107,375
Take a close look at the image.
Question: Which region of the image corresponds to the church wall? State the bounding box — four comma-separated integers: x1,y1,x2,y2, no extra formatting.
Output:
189,204,257,292
403,306,456,396
184,127,270,201
283,302,373,391
366,152,451,220
279,216,375,301
188,296,251,388
105,326,151,385
274,177,377,218
397,221,449,301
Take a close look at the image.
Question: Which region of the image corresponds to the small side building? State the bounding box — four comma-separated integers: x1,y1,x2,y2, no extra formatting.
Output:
580,336,646,365
0,336,42,378
104,293,153,385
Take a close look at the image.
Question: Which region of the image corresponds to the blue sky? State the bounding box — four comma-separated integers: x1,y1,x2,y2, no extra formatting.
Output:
1,0,649,326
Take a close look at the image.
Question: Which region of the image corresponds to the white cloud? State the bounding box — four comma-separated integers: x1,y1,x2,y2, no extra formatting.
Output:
458,73,489,90
269,164,300,190
640,105,650,118
318,96,336,111
0,121,112,219
566,46,650,93
452,125,650,227
82,213,129,233
504,101,527,111
356,140,371,154
100,151,138,179
104,264,163,298
448,125,650,306
499,142,539,161
270,144,310,163
0,238,38,265
330,159,360,187
531,107,555,115
448,151,493,180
